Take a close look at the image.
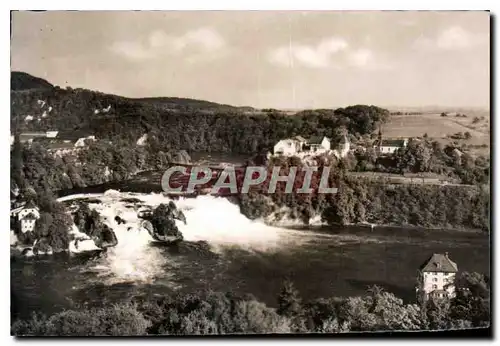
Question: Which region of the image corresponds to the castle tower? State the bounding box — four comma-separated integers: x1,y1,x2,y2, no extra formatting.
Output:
339,134,350,158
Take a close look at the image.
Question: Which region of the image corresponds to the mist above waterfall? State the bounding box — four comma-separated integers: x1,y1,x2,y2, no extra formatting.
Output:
62,191,307,284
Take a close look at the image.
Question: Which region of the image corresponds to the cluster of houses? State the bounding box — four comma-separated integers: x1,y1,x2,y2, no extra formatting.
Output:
272,135,348,158
272,131,409,159
10,131,96,157
22,100,54,123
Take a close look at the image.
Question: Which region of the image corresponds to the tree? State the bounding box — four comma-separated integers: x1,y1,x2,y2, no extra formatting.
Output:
464,131,472,140
21,187,38,202
12,304,151,336
34,213,53,238
11,133,24,189
277,280,302,317
424,297,451,330
37,191,64,213
450,272,490,327
338,288,422,331
46,212,72,252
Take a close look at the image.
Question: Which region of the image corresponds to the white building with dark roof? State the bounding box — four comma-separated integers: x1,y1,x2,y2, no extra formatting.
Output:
16,200,40,233
273,138,304,156
74,135,96,147
375,138,408,155
273,136,331,157
416,252,458,303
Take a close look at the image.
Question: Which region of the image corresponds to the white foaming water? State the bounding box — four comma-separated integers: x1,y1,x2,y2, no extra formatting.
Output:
82,193,174,285
174,196,294,251
69,224,101,253
62,190,310,284
309,215,326,226
264,206,326,227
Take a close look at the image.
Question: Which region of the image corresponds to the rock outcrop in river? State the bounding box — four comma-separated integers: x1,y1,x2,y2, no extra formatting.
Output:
73,202,118,249
140,202,186,243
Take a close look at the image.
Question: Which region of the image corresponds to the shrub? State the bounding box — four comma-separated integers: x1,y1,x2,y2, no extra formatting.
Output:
12,303,150,336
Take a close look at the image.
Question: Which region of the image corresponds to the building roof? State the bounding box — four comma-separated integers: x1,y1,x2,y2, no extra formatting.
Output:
47,141,76,150
380,139,407,147
294,135,307,142
307,136,326,145
21,212,38,220
420,253,458,273
56,130,93,141
19,132,46,136
276,138,297,145
19,133,46,142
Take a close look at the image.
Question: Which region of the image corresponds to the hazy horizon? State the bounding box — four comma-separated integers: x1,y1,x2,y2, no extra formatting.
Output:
11,11,490,109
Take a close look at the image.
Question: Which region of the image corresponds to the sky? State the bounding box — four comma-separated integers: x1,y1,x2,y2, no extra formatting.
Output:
11,11,490,109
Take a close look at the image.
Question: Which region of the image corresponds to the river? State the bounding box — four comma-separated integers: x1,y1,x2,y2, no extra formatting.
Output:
10,152,490,322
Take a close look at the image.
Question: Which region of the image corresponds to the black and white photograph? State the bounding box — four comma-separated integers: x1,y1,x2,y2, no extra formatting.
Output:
9,10,491,336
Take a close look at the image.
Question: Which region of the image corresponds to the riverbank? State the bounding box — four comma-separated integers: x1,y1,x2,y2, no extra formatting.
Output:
237,177,489,232
11,220,490,332
286,222,486,235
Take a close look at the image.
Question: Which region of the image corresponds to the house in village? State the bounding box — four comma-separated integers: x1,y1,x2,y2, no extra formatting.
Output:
11,131,60,146
46,141,79,157
373,128,409,155
273,136,332,157
273,138,304,156
47,136,96,157
136,133,148,146
273,134,351,159
443,147,464,165
302,136,331,155
374,138,408,155
26,131,97,157
74,135,96,147
18,132,48,143
16,200,40,234
416,253,458,303
46,131,59,138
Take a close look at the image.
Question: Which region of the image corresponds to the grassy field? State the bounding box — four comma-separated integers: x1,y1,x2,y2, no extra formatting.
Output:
383,110,490,156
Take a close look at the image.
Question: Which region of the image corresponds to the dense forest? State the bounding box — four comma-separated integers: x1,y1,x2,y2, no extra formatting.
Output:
10,134,191,196
11,73,389,153
10,72,490,234
353,138,490,185
239,154,490,231
12,271,490,335
10,75,491,336
10,73,392,196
